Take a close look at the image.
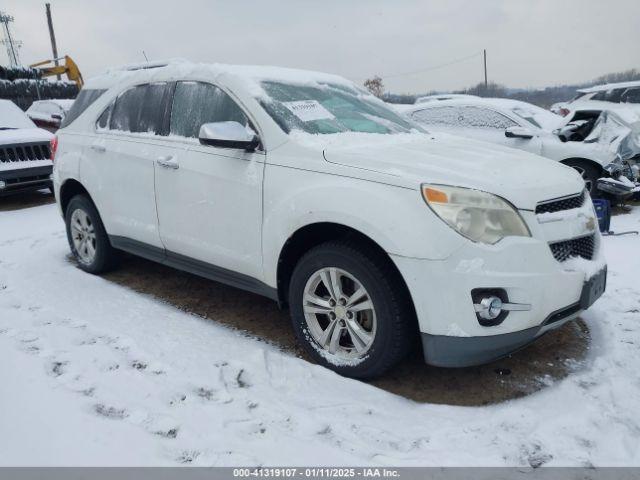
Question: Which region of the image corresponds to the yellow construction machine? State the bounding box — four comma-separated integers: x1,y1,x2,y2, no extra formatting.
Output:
29,55,83,88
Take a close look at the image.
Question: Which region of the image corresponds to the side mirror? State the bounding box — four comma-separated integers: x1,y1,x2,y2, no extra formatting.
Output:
505,126,534,139
198,121,260,151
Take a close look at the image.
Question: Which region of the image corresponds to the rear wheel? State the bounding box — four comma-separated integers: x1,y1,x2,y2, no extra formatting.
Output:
65,195,118,274
564,159,600,197
288,241,414,379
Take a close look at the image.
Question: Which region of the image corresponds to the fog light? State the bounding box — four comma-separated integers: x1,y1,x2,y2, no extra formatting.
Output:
476,296,503,320
0,181,5,189
472,290,532,327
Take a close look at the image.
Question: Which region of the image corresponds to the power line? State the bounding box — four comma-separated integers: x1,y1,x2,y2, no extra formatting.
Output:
371,51,483,80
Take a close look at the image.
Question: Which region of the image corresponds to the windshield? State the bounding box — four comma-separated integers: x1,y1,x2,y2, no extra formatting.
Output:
510,105,561,130
0,101,36,129
259,81,422,135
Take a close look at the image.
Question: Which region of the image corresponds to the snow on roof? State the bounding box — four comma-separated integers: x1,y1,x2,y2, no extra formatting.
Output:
84,59,358,98
406,96,539,112
577,80,640,94
28,99,75,111
415,94,479,104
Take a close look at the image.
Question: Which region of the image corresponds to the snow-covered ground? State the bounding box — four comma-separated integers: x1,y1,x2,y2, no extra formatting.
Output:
0,202,639,467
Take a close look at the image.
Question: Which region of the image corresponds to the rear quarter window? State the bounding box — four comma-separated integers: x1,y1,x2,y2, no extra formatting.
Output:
60,89,106,128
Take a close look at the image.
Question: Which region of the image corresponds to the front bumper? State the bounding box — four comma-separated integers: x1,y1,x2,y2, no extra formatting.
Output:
391,202,606,367
420,273,605,367
0,165,53,196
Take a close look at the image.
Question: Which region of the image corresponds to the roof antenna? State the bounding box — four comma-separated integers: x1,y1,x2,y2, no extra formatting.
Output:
142,50,149,62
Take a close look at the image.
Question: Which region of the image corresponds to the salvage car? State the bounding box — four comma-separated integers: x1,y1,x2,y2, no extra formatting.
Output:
558,108,640,198
53,61,606,378
26,99,75,132
404,97,628,195
551,80,640,117
0,99,55,196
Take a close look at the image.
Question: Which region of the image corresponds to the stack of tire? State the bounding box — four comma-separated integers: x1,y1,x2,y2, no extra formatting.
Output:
0,66,78,110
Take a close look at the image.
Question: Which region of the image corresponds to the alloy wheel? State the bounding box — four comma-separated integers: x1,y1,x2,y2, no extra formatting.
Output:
70,208,97,265
302,267,377,361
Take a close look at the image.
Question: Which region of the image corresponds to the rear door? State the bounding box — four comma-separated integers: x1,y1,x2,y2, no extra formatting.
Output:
83,82,175,251
154,81,265,279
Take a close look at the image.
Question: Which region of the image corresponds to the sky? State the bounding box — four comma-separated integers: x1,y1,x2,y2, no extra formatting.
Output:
4,0,640,94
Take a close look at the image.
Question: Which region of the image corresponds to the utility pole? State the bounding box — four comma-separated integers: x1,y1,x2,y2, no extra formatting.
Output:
483,49,488,87
0,11,22,67
45,3,61,80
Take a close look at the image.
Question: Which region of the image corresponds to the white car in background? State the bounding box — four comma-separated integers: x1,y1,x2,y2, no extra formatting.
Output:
26,99,76,132
0,99,55,196
53,60,606,378
551,80,640,117
405,97,618,194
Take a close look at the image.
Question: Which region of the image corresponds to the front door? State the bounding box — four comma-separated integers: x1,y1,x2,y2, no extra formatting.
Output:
154,81,265,279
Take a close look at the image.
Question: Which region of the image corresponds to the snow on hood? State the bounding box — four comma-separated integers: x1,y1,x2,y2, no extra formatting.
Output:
293,131,584,211
0,127,54,145
0,100,37,129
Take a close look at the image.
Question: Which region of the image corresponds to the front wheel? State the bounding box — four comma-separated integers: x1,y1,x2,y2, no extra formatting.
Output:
288,241,414,379
65,195,118,274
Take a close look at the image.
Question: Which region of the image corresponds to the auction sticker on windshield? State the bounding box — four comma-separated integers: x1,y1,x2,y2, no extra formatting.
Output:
283,100,335,122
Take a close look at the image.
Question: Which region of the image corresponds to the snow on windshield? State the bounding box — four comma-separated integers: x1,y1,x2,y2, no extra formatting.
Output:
0,100,36,129
258,81,422,135
510,105,562,130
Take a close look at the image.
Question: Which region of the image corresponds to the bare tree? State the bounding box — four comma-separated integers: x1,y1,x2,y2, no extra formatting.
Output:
364,76,385,98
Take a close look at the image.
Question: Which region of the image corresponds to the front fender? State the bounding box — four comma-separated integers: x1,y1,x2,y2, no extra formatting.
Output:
261,164,465,286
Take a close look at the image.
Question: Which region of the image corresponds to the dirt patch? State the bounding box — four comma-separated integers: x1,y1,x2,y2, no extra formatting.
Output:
0,190,55,212
102,254,591,406
611,200,640,216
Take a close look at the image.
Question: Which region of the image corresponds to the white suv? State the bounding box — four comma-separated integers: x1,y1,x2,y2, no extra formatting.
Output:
53,61,607,378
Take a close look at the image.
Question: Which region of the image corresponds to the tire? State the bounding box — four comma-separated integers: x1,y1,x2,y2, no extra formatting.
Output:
563,159,600,197
65,195,118,274
288,241,414,379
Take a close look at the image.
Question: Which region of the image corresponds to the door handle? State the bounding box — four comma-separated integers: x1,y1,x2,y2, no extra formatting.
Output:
90,143,106,153
157,155,179,170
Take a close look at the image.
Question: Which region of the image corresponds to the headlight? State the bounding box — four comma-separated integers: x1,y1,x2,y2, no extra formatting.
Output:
421,184,531,244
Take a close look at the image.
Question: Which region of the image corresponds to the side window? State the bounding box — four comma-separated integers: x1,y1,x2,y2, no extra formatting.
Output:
110,83,170,135
96,104,112,130
604,88,624,103
458,107,518,129
170,81,248,138
622,88,640,104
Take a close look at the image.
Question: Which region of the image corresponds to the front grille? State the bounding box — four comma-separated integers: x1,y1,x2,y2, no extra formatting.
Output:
535,191,585,214
0,142,51,163
549,234,595,262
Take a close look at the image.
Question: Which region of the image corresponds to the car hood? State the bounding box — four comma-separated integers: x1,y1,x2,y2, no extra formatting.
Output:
0,127,54,144
0,128,54,145
320,132,585,211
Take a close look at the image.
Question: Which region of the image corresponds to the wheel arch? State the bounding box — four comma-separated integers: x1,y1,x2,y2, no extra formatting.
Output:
275,222,416,318
59,179,94,216
559,157,604,174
